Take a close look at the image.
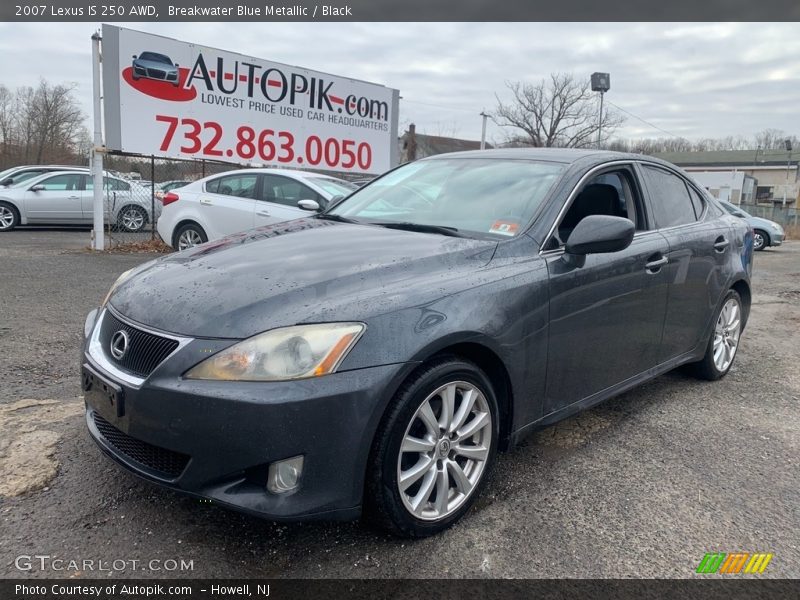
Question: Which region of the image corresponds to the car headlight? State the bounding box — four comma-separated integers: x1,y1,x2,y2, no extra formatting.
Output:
185,323,365,381
102,267,136,307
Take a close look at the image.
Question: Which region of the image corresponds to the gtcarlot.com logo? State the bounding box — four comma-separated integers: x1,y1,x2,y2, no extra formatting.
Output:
696,552,773,574
15,554,194,573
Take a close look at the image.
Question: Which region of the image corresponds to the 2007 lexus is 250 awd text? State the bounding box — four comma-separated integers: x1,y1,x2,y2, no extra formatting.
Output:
82,149,753,537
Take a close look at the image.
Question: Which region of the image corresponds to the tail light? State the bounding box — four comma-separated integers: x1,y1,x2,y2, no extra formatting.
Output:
162,192,179,206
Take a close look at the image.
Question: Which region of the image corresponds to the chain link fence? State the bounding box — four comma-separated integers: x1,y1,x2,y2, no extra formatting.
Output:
99,153,230,247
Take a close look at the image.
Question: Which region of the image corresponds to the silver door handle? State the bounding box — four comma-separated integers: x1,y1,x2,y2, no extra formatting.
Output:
200,198,212,205
256,210,270,217
645,256,668,270
68,195,80,200
713,239,730,251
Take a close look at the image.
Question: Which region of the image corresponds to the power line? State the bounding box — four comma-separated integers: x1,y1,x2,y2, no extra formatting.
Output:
605,99,690,141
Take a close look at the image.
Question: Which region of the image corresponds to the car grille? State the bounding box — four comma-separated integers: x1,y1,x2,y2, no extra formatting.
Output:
93,413,190,479
99,311,179,378
147,68,166,79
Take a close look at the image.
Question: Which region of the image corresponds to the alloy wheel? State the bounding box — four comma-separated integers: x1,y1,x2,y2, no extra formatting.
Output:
713,297,741,372
396,381,492,521
0,206,15,230
120,207,145,232
178,229,203,250
753,231,765,251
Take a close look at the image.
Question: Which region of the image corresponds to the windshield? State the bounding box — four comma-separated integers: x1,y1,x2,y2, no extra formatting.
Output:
312,177,357,197
329,158,564,238
8,171,46,187
139,52,172,64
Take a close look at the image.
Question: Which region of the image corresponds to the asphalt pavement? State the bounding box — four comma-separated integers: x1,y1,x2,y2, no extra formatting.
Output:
1,229,798,578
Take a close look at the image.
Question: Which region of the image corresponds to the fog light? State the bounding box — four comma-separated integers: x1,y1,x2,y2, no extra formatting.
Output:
267,455,304,494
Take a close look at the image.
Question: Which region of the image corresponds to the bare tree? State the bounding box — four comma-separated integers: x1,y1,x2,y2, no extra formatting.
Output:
0,79,87,168
491,73,624,148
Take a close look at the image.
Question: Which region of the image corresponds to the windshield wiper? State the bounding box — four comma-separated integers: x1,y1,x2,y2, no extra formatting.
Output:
369,221,465,238
316,213,360,224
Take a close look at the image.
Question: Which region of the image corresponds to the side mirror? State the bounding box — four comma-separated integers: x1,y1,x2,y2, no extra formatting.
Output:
29,184,45,192
565,215,635,256
0,178,12,186
297,199,320,211
132,55,137,59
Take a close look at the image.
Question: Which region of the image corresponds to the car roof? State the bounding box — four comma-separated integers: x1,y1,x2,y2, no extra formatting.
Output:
422,147,675,168
204,168,346,180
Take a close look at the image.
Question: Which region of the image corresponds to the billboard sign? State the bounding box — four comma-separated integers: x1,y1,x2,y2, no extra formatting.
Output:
102,25,400,173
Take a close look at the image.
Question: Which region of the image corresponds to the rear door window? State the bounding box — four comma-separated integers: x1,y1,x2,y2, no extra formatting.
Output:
640,165,697,228
206,174,259,199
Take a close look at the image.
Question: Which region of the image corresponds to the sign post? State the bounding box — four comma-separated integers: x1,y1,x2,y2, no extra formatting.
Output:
91,31,105,250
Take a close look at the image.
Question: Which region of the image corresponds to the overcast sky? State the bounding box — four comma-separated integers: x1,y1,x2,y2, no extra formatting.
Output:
0,22,798,144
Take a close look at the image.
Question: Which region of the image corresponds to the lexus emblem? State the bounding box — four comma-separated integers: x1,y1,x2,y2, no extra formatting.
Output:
110,330,130,360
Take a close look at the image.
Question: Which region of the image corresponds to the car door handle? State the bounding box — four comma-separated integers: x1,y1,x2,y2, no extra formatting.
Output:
256,210,270,217
713,237,730,252
68,195,80,200
199,198,212,205
645,255,668,273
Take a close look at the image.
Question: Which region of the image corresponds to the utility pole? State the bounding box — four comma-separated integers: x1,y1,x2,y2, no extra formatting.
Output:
784,139,792,208
479,111,488,150
91,31,105,250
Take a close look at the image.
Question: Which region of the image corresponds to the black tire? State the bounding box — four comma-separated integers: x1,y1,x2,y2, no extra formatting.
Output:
116,205,148,232
0,201,20,232
173,222,207,250
753,229,769,251
690,289,743,381
365,356,499,537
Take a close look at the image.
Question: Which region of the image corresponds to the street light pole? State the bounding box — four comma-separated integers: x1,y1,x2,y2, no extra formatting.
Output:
597,91,604,148
784,139,793,208
591,73,610,149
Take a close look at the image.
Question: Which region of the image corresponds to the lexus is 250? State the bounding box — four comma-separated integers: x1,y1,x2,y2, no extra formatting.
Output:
83,149,752,537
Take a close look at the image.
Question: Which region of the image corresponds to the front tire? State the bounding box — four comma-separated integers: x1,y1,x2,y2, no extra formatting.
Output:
0,202,19,232
366,357,499,537
691,290,743,381
753,229,769,251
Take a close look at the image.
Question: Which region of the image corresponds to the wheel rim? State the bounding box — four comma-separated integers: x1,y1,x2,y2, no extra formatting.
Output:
120,208,145,231
178,229,203,250
397,380,492,521
0,206,14,229
713,297,741,372
753,232,765,250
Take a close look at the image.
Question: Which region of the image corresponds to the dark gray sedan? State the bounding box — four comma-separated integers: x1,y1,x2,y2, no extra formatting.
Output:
82,149,753,537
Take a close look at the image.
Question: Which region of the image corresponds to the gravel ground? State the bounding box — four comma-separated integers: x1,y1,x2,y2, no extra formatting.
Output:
1,229,798,579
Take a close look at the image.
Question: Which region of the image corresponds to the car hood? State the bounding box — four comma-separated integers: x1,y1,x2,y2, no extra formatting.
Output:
746,215,781,230
109,218,498,339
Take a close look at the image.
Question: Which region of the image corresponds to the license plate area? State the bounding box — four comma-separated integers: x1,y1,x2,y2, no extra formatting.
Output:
82,363,125,418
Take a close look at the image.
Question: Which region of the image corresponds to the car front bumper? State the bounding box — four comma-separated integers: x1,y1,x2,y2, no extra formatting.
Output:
82,309,407,521
770,231,784,246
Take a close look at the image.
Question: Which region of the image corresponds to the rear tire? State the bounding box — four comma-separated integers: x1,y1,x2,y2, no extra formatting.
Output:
173,222,207,250
0,202,19,232
365,357,499,537
691,289,743,381
753,229,768,251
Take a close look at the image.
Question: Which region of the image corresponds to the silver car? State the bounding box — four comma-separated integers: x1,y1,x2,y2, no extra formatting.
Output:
0,170,156,232
718,199,785,251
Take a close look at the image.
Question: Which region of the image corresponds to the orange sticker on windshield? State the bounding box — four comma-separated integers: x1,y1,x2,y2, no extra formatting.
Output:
489,221,519,236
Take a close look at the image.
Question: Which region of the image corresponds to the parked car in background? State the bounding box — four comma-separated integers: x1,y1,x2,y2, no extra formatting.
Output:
85,149,752,536
0,170,155,232
156,168,357,249
0,165,86,188
717,199,784,251
155,180,192,200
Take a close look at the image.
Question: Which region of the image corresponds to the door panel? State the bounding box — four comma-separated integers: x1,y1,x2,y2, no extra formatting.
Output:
23,173,84,221
254,175,315,226
200,173,259,236
658,221,730,361
544,232,670,416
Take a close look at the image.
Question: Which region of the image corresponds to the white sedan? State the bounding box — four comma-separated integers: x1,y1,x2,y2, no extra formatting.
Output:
156,168,357,250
